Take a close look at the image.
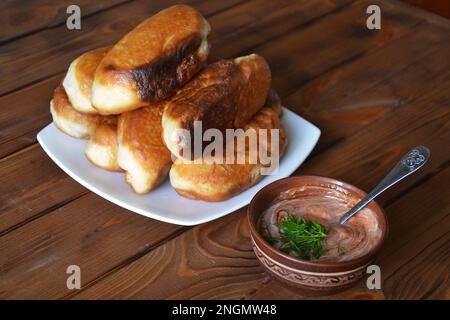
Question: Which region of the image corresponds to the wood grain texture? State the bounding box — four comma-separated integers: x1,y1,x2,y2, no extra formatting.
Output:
379,167,450,300
0,192,184,299
0,0,129,43
0,0,350,159
0,0,356,231
75,165,449,300
0,74,62,158
78,204,371,299
253,166,450,300
74,82,450,299
262,0,435,98
207,0,354,59
0,0,245,96
294,82,450,190
74,208,269,299
285,25,450,152
0,0,432,158
0,0,449,300
404,0,450,18
0,145,86,234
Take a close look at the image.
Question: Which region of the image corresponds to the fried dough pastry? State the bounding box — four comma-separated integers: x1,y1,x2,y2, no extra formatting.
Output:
170,91,286,201
63,47,110,114
117,105,172,194
92,5,210,114
85,121,121,172
50,85,114,139
234,54,271,127
162,53,271,159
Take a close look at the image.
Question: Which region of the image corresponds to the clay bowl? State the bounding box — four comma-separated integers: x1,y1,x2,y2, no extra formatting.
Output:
247,175,388,296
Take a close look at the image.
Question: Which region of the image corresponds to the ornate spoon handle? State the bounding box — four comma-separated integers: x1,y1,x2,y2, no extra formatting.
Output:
339,146,430,224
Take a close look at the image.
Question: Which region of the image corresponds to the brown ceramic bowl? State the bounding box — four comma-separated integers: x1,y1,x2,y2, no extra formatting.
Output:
247,175,388,296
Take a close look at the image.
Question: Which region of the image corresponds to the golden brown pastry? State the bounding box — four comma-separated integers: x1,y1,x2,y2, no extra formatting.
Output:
117,105,172,194
50,85,114,139
170,91,286,201
92,5,210,114
234,54,271,128
162,53,271,159
85,121,121,172
63,47,111,114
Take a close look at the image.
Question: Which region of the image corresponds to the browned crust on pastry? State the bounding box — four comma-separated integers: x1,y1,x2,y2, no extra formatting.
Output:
118,104,173,193
51,85,109,139
85,123,123,172
75,47,111,98
170,90,287,201
125,165,171,194
162,54,271,159
173,186,259,202
172,164,265,202
95,5,210,105
89,120,118,146
234,54,271,128
131,34,205,102
85,121,122,172
164,60,243,142
119,106,171,169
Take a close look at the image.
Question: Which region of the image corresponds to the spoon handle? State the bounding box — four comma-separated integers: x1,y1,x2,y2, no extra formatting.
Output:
339,146,430,224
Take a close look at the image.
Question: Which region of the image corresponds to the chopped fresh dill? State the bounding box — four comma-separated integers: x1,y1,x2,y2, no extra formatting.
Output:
275,214,328,260
259,214,329,260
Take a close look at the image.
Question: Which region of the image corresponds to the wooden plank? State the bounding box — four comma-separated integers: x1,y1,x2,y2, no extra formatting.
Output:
0,0,433,159
0,0,129,43
73,166,449,299
0,74,62,158
74,208,268,300
207,0,354,59
382,226,449,300
0,145,86,234
0,0,423,96
249,166,450,299
258,1,435,98
294,84,450,194
1,0,447,157
376,167,450,300
0,0,352,158
0,0,243,96
0,192,184,299
0,0,449,297
73,86,450,299
284,26,450,152
0,0,355,231
403,0,450,19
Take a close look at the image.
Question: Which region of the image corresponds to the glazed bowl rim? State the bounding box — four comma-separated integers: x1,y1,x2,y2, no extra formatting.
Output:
247,175,388,272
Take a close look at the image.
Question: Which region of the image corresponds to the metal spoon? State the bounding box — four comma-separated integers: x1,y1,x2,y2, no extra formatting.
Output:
339,146,430,224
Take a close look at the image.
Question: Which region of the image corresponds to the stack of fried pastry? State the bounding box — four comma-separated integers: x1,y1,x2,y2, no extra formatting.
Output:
50,5,287,201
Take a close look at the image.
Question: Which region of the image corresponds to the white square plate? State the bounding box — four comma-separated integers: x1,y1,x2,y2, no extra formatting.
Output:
37,107,320,225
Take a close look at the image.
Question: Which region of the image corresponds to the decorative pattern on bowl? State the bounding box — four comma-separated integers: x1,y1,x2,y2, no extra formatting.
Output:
247,175,388,295
252,240,368,289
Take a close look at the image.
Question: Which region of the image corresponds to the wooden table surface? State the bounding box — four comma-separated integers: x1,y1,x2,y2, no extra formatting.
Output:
0,0,449,300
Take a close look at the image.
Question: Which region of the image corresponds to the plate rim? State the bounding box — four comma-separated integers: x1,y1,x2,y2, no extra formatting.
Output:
37,107,321,226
